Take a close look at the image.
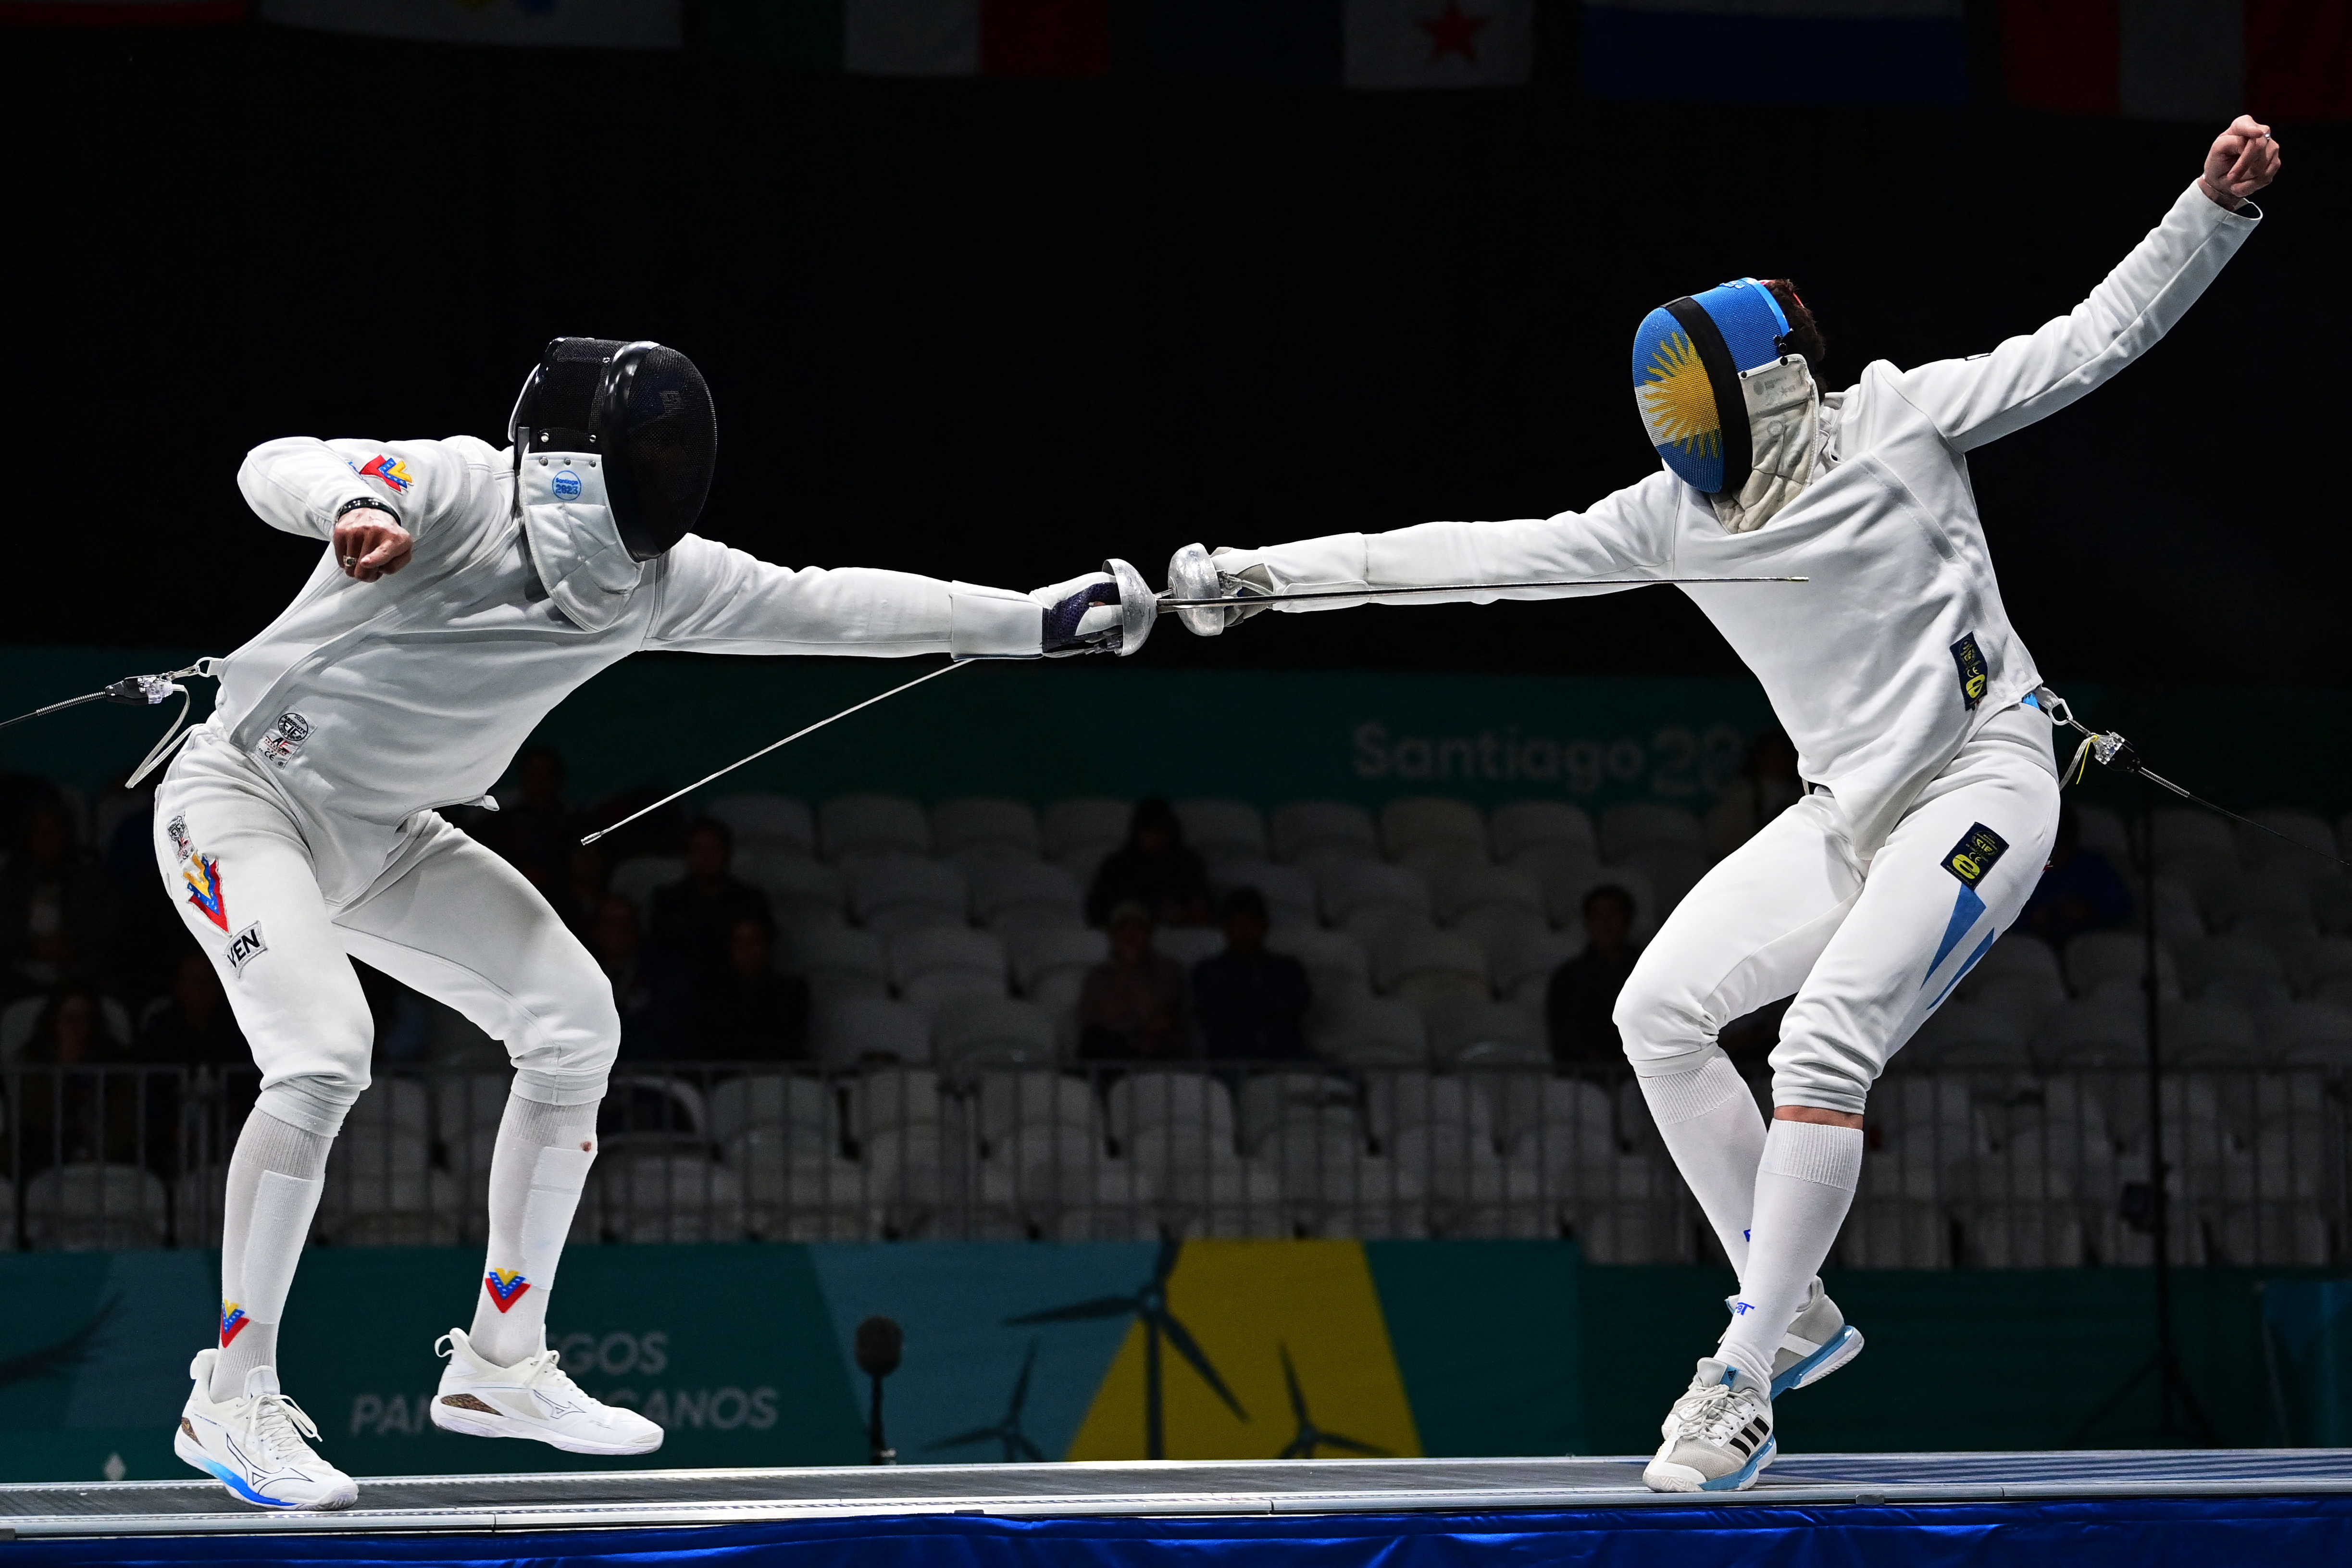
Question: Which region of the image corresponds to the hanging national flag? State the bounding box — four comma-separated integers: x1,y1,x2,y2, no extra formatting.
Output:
2004,0,2351,121
0,0,241,22
699,0,1108,77
260,0,682,49
1344,0,1533,89
1583,0,1968,105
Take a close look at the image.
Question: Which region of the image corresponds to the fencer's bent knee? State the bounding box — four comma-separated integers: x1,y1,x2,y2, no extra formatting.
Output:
1613,967,1721,1078
508,983,619,1108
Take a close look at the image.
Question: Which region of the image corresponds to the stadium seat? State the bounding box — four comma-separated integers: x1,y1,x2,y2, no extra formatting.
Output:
1270,801,1379,864
1597,802,1704,861
1422,997,1545,1067
1307,996,1429,1067
974,1070,1100,1146
967,858,1084,933
1489,800,1596,861
608,855,684,916
1175,798,1269,861
1041,798,1132,876
782,925,888,1000
22,1163,170,1251
932,996,1057,1067
2063,931,2180,998
1208,861,1318,929
704,793,814,852
932,797,1042,859
1318,861,1433,932
735,849,845,928
593,1154,747,1244
1105,1071,1236,1147
820,794,931,861
1431,864,1543,928
1004,926,1109,997
809,996,933,1067
706,1074,835,1149
1380,798,1487,862
847,855,968,933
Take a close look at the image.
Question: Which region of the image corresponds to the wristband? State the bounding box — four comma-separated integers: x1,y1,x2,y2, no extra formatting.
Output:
335,496,402,524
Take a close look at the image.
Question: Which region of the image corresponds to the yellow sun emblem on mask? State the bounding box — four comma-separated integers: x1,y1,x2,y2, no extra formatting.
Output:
1637,330,1721,458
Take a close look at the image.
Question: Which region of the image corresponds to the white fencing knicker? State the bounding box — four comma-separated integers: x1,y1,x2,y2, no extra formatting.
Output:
1616,699,2063,1116
152,726,617,1138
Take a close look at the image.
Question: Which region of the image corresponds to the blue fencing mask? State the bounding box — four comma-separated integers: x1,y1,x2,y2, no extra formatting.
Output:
1630,278,1820,534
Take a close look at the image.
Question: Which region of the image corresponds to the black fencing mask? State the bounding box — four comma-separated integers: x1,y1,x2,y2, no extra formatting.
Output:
510,337,717,562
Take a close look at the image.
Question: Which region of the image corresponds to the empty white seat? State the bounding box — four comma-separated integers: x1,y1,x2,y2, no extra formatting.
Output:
933,996,1058,1066
1370,926,1488,996
1422,997,1545,1066
2031,995,2147,1068
1380,798,1487,862
608,855,685,915
2073,803,2131,863
731,1140,870,1240
2150,808,2238,874
810,997,931,1067
736,849,845,928
932,797,1042,859
850,1069,947,1138
1431,864,1543,928
22,1163,169,1250
886,926,1005,990
1175,798,1269,860
2177,935,2287,998
1271,801,1378,864
707,1074,835,1147
2160,999,2263,1065
1617,843,1712,917
1902,1002,2031,1070
2064,931,2179,998
1207,861,1317,928
1489,800,1597,861
1319,861,1432,929
1106,1071,1236,1144
1254,1106,1367,1162
594,1155,746,1244
967,858,1083,932
975,1071,1100,1145
820,794,930,860
1954,933,2067,1011
705,793,814,851
848,856,968,933
1267,927,1370,989
433,1070,513,1141
1366,1070,1497,1145
1503,838,1602,891
1480,926,1578,1005
1042,797,1132,866
1597,803,1704,861
1306,996,1428,1067
1236,1071,1357,1147
1005,926,1109,995
782,926,887,991
2149,876,2209,943
315,1168,463,1247
2264,1002,2352,1064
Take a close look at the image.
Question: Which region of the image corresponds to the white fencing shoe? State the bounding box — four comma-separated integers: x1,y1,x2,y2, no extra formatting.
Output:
174,1349,357,1511
1720,1276,1865,1399
1644,1357,1775,1493
430,1328,664,1455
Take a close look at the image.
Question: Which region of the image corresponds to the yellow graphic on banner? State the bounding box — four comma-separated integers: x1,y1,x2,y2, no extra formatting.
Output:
1063,1240,1420,1461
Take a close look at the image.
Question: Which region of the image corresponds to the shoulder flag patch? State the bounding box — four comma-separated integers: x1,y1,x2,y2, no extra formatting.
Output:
358,454,413,493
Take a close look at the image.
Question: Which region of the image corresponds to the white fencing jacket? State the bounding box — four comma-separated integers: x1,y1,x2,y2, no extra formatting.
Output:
209,435,1044,829
1232,184,2259,857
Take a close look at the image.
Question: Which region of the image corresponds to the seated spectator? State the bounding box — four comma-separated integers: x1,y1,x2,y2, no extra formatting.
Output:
2019,802,2131,947
1193,888,1313,1062
0,803,119,1002
589,895,665,1059
1079,903,1191,1062
680,916,811,1063
1086,799,1212,929
1547,885,1641,1066
1705,730,1805,859
14,980,140,1173
137,948,249,1067
647,819,772,988
479,747,582,908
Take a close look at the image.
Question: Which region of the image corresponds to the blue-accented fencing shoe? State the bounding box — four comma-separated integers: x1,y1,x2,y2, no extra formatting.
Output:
1644,1357,1776,1493
174,1349,357,1511
1720,1276,1864,1399
430,1328,663,1455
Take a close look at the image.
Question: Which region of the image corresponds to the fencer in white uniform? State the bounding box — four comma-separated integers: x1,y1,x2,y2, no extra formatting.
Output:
1164,120,2277,1490
159,338,1157,1509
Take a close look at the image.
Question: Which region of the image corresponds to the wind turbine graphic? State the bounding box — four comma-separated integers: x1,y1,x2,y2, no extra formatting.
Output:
922,1338,1047,1463
1006,1236,1245,1459
1276,1343,1389,1460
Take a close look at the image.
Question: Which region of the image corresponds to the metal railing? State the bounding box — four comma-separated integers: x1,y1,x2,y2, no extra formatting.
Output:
0,1062,2342,1266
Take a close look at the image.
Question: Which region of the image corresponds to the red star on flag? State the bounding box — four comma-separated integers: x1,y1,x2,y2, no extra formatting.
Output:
1418,0,1490,64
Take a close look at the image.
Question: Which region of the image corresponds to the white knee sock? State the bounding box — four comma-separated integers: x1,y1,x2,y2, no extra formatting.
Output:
1716,1118,1863,1390
469,1094,599,1367
212,1111,330,1401
1639,1051,1767,1277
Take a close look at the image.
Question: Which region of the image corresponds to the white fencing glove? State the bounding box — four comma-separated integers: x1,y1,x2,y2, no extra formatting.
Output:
1033,558,1157,657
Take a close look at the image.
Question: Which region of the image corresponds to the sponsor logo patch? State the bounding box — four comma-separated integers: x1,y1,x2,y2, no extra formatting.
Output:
257,711,311,767
484,1269,532,1313
184,852,229,932
1942,822,2010,888
357,453,413,493
1949,632,1989,711
550,468,583,500
167,813,193,863
220,1301,249,1347
226,921,268,975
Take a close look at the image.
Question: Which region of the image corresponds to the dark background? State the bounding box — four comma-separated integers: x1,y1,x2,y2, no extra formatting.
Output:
4,19,2342,684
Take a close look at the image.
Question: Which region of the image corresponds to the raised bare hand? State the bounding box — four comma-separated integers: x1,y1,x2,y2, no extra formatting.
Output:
332,516,414,583
2200,114,2280,210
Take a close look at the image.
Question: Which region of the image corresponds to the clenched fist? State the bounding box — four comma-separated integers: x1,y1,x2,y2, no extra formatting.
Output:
2200,114,2280,211
332,515,413,583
